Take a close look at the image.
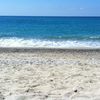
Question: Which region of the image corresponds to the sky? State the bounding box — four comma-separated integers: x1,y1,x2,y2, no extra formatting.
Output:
0,0,100,16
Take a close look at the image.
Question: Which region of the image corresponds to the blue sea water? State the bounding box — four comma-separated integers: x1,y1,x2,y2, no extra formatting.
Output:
0,16,100,48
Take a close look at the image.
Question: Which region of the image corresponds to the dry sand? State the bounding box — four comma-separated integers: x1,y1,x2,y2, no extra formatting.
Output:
0,48,100,100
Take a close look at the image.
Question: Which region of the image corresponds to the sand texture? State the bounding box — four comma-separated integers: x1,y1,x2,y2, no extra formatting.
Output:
0,48,100,100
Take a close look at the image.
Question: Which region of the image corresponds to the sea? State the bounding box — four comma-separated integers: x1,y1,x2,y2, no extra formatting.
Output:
0,16,100,48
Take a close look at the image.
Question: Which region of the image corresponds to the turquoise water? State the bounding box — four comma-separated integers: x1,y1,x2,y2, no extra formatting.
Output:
0,16,100,48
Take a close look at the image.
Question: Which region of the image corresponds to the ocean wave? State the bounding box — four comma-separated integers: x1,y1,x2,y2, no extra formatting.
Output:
0,38,100,48
89,36,100,39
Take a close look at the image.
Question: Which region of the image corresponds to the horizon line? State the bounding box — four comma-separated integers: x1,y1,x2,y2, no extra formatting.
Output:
0,15,100,17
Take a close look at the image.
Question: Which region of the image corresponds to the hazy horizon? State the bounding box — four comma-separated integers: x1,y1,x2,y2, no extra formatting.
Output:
0,15,100,17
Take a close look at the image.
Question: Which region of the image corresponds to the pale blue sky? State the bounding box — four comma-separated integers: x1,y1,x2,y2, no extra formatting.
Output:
0,0,100,16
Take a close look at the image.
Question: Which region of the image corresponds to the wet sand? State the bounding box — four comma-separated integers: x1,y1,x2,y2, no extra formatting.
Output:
0,48,100,100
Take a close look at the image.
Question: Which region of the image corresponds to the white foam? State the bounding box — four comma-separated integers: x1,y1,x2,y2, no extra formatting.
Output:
0,38,100,48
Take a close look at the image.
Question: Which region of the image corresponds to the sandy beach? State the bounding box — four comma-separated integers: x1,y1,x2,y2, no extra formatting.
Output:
0,48,100,100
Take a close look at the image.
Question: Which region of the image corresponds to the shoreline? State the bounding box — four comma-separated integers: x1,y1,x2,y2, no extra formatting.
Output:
0,47,100,53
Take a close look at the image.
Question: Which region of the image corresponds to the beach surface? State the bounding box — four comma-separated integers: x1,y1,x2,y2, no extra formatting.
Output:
0,48,100,100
